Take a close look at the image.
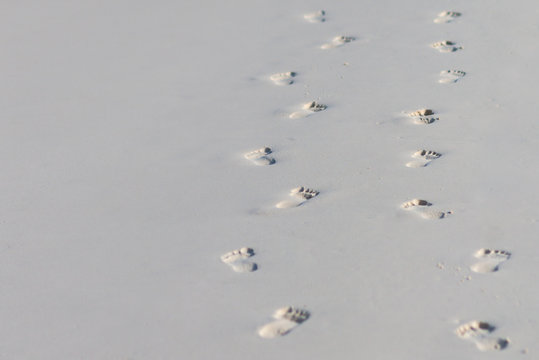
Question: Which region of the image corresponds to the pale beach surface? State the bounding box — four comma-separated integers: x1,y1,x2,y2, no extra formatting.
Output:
2,0,539,358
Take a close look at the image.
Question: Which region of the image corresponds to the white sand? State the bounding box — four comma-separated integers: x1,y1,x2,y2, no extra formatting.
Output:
2,0,539,358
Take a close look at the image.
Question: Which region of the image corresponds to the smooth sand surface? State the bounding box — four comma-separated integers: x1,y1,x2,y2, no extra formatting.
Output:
2,0,539,358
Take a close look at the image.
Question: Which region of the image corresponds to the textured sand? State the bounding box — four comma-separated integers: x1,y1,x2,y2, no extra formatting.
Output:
2,0,539,359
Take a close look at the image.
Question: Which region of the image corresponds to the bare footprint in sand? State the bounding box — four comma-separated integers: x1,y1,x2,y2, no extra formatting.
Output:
289,101,327,119
401,199,451,219
434,11,462,24
431,40,462,53
258,306,310,338
401,199,432,209
406,108,439,125
304,10,326,23
439,70,466,84
244,147,275,166
406,149,442,168
470,249,511,273
455,321,509,351
321,35,356,49
270,72,296,86
276,186,319,208
221,247,258,272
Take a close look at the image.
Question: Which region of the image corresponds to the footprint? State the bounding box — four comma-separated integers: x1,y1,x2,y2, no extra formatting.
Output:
270,72,296,86
244,147,275,166
276,186,319,208
304,10,326,23
406,149,442,168
455,321,509,351
439,70,466,84
258,306,310,338
434,11,462,24
401,199,450,219
431,40,462,53
408,109,434,117
321,35,355,49
401,199,432,209
289,101,327,119
470,249,511,273
220,247,258,272
406,109,439,125
413,117,438,124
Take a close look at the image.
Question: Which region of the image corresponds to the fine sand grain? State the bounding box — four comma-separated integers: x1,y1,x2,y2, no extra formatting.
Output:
2,0,539,359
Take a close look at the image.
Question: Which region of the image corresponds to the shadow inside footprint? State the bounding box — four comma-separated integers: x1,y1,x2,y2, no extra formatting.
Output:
470,248,511,273
244,147,275,166
258,307,310,339
455,320,509,352
276,187,319,208
221,247,258,273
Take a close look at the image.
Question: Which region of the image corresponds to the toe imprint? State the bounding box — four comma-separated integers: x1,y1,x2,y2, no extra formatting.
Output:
474,248,511,259
401,199,432,209
414,149,442,160
471,248,511,273
290,186,320,200
273,306,311,323
244,147,271,159
244,147,275,166
270,72,296,86
455,321,509,351
407,109,438,125
431,40,462,52
456,321,495,339
304,10,326,23
220,247,254,263
413,116,438,124
434,11,462,23
258,307,310,339
303,101,327,112
402,200,450,219
221,247,257,273
321,35,356,49
407,149,442,167
289,101,327,118
408,109,434,117
439,70,466,84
